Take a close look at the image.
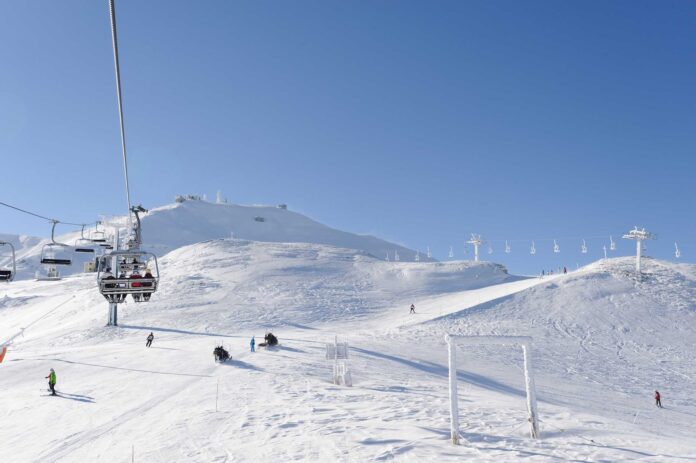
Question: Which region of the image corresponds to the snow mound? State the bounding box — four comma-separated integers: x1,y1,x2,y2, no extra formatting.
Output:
412,256,696,447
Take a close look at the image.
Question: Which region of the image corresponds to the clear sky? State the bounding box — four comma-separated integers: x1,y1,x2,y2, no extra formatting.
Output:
1,0,694,274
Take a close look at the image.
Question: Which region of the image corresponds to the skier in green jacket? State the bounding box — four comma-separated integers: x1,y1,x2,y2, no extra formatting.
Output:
45,368,57,396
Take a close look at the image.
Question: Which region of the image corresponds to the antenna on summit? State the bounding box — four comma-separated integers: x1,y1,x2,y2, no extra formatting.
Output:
622,226,656,273
466,234,483,262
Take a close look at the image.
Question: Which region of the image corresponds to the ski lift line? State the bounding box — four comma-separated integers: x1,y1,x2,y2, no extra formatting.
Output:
0,201,95,228
484,234,619,243
108,0,133,216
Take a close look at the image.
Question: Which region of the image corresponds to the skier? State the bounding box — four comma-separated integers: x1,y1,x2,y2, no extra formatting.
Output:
146,332,154,348
45,368,57,396
410,304,415,314
250,336,255,352
563,266,567,274
655,390,662,408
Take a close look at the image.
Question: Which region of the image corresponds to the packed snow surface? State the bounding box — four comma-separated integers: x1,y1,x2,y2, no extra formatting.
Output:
1,240,695,461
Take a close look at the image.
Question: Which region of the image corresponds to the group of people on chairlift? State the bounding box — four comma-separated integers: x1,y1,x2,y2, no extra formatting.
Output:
101,257,154,303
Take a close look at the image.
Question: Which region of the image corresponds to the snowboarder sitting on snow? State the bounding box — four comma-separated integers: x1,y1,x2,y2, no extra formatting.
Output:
410,304,416,314
45,368,57,396
259,332,278,347
655,390,662,408
214,346,230,363
146,332,154,347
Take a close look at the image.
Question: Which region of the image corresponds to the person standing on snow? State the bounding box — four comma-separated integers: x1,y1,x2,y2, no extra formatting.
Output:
410,304,416,314
655,390,662,408
250,336,255,352
146,332,154,348
46,368,57,396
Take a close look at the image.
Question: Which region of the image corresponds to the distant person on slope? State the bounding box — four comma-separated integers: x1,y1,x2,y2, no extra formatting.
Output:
655,390,662,408
146,332,154,348
563,266,567,274
45,368,57,396
250,336,255,352
410,304,416,314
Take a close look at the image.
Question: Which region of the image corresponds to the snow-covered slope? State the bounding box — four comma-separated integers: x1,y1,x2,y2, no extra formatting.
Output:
1,250,694,462
0,200,430,281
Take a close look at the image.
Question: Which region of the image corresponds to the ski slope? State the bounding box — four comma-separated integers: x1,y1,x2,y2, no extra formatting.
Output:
1,241,695,462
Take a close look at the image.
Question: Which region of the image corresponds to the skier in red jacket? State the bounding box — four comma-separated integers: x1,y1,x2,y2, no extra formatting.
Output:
655,390,662,408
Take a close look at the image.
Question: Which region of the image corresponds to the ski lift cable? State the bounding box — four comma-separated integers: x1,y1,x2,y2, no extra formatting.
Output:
108,0,133,216
0,201,95,228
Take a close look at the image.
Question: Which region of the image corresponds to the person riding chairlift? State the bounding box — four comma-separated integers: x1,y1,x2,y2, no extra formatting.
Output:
129,270,143,301
141,268,154,301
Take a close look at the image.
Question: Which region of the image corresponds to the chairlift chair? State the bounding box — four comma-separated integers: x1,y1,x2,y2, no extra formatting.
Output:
0,241,16,282
553,240,560,253
74,225,96,253
90,222,108,243
610,236,616,251
505,240,511,254
97,250,159,303
530,241,536,255
675,242,681,259
40,221,73,266
581,239,588,254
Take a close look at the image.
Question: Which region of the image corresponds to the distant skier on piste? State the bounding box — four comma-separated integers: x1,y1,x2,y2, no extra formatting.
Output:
410,304,415,314
250,336,255,352
655,390,662,408
146,332,154,348
46,368,57,396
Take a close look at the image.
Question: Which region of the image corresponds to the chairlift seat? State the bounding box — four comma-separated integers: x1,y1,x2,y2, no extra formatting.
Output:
75,248,95,254
0,270,12,281
41,258,73,266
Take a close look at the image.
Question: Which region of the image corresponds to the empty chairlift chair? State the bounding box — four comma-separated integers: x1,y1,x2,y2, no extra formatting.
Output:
40,221,73,266
97,250,159,303
0,241,16,282
74,225,96,254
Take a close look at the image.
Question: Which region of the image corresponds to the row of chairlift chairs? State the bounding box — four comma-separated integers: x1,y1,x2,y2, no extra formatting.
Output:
36,223,113,281
6,216,161,306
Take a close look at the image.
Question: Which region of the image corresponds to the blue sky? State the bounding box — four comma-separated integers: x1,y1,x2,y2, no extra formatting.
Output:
1,0,694,274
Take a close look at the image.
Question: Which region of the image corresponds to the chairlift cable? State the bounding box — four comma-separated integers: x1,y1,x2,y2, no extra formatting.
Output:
108,0,133,216
0,200,94,228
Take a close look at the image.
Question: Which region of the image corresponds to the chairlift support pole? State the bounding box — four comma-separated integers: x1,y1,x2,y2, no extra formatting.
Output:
622,226,656,274
466,234,483,262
